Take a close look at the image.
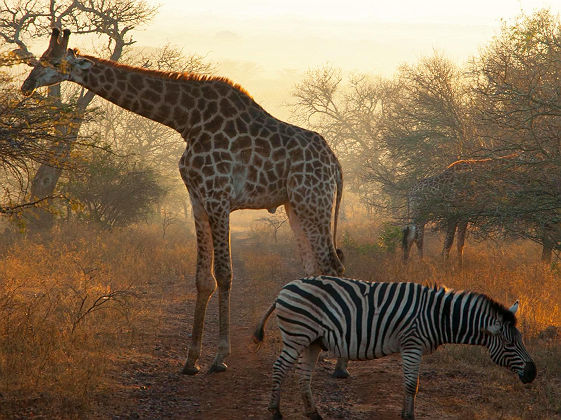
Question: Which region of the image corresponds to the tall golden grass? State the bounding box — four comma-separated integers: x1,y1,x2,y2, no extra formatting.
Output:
0,219,558,418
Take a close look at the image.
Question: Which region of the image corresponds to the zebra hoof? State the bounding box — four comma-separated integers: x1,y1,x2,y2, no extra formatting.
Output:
331,367,350,379
269,407,283,419
181,363,200,375
207,362,228,374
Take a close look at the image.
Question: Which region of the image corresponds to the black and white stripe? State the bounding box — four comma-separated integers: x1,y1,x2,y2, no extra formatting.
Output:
254,276,536,420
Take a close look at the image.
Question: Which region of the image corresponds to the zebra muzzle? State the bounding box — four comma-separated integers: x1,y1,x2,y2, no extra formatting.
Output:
519,361,536,384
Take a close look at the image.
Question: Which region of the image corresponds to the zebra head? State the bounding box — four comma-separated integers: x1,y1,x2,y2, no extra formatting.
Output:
483,301,536,384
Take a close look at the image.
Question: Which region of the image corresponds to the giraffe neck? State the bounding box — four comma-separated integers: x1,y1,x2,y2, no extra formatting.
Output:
70,54,259,137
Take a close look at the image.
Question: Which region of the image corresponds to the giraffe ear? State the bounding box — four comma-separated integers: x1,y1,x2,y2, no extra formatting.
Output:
508,301,519,315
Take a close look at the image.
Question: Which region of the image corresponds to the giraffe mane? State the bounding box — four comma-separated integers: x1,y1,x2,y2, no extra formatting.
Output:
77,51,254,99
446,153,519,170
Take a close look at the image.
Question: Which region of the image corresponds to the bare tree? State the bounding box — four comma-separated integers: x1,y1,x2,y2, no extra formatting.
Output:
291,66,386,191
0,0,157,228
469,9,561,259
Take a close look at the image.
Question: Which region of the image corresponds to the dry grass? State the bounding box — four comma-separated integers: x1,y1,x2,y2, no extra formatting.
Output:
0,223,195,418
0,219,559,418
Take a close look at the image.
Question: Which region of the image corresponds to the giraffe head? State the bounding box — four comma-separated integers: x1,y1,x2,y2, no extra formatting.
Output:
21,28,92,96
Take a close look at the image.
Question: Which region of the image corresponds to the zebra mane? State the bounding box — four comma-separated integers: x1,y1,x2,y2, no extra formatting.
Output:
431,284,517,325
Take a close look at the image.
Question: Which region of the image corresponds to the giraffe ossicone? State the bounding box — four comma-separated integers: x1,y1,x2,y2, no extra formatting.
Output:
22,28,346,375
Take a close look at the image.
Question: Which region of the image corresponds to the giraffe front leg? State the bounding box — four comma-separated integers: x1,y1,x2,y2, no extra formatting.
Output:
441,219,457,262
207,207,232,373
183,200,216,375
456,221,468,269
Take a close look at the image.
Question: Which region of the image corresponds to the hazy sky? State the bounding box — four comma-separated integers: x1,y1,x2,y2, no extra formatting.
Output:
134,0,558,117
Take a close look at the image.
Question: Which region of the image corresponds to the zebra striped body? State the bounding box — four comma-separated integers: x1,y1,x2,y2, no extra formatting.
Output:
254,276,536,420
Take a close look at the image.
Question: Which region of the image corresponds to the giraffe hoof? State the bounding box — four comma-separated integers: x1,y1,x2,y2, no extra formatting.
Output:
181,363,201,375
307,411,323,420
207,362,228,374
331,367,350,379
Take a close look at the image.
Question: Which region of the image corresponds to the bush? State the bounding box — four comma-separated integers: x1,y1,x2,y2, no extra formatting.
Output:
63,152,166,228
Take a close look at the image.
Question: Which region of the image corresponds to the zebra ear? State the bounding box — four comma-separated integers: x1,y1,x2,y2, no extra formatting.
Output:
482,321,501,336
508,300,519,315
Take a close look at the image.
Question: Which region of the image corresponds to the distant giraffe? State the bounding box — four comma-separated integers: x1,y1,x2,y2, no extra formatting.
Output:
402,155,519,266
22,28,347,375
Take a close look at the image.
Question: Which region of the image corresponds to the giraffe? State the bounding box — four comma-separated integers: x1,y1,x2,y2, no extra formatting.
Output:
22,28,346,375
402,155,519,267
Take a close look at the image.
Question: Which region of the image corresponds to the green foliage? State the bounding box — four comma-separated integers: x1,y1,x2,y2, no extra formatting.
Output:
342,223,402,255
377,223,402,253
63,152,166,228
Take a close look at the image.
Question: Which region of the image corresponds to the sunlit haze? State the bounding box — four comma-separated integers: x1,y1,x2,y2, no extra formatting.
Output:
131,0,559,118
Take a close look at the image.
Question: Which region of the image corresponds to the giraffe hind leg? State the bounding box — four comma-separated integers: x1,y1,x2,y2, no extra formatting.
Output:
287,202,349,378
207,205,233,373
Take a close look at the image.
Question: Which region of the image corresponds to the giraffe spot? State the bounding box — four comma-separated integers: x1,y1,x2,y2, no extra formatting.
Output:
238,149,251,164
206,117,223,133
173,107,186,123
106,70,116,83
236,136,252,150
147,78,163,92
140,100,154,113
272,149,287,161
181,91,196,108
214,82,230,97
165,88,179,104
220,98,237,118
223,120,236,137
190,109,201,124
249,122,260,137
270,133,282,148
116,71,127,81
213,134,229,149
216,162,230,174
129,73,142,87
204,155,214,165
144,89,160,103
159,104,171,117
202,166,215,177
203,101,218,119
202,85,219,100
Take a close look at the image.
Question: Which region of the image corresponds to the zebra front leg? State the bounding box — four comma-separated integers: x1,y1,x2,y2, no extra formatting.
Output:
332,358,350,379
297,342,323,419
400,347,422,420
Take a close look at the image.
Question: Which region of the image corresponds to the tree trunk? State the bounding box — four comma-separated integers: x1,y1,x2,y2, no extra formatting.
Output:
25,42,124,230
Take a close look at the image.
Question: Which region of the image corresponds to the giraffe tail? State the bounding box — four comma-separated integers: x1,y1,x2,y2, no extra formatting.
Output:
251,302,276,352
333,165,344,266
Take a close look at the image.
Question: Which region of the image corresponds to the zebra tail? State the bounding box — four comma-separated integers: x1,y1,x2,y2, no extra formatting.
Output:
251,302,276,352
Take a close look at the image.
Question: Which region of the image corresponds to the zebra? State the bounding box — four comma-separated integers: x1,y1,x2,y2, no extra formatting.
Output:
253,275,536,420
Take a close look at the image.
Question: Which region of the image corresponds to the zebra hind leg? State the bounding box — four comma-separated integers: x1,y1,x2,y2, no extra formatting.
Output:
269,344,301,419
297,341,323,419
